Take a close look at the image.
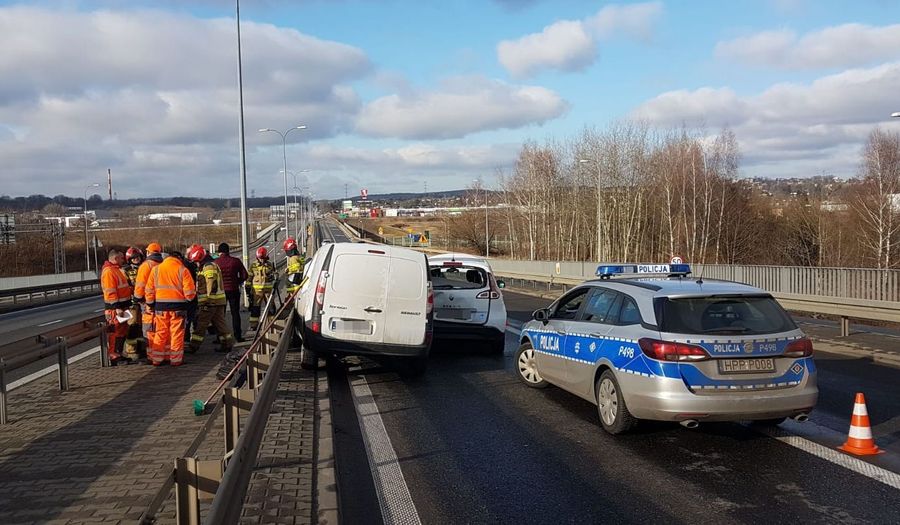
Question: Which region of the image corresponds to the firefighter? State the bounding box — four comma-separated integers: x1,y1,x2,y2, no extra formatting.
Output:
248,246,276,331
100,248,132,364
145,251,196,367
122,246,145,361
283,237,305,295
185,244,234,353
134,242,164,363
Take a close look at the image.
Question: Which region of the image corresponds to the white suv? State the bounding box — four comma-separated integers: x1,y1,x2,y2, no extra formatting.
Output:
427,253,507,354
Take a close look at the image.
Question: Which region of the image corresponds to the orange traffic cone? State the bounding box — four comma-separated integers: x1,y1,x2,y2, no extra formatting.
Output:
838,393,882,456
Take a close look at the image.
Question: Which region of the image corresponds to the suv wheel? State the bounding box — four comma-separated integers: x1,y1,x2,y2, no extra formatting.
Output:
515,342,548,388
596,370,637,434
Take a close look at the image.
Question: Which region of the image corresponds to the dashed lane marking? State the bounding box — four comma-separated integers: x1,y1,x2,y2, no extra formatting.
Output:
8,345,100,391
38,319,62,327
94,308,105,313
348,370,422,525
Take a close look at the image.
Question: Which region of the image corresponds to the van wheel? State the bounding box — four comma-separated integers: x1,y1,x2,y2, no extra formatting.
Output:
515,342,547,388
596,370,637,434
300,345,318,370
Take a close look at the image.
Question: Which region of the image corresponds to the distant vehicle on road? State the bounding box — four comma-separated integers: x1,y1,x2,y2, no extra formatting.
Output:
516,263,818,434
296,242,433,374
427,253,507,354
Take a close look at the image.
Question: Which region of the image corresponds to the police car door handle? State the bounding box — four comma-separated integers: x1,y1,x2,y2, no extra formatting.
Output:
555,330,566,336
589,332,604,338
364,307,382,313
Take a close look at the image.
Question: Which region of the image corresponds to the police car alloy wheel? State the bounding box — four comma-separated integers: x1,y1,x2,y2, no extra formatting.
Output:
595,370,637,434
516,342,548,388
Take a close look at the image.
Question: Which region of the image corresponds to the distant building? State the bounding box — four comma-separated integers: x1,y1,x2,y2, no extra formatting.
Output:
820,201,849,212
143,212,198,223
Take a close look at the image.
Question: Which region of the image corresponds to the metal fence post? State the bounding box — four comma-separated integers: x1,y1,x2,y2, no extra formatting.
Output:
98,322,110,368
0,366,7,425
841,317,850,337
57,337,69,392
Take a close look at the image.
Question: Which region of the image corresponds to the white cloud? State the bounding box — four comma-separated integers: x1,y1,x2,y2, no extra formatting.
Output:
630,62,900,177
0,6,370,198
715,23,900,69
355,76,568,139
497,2,662,78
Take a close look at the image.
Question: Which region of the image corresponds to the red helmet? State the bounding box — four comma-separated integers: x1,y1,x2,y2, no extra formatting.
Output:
256,246,269,260
125,246,143,261
283,237,297,252
186,244,207,263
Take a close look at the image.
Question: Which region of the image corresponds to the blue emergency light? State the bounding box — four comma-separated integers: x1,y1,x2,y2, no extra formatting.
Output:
595,263,691,279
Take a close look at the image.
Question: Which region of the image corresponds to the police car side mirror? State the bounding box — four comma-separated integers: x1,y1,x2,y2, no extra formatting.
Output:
532,308,549,323
497,280,505,289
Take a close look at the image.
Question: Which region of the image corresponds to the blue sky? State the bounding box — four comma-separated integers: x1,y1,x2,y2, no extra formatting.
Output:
0,0,898,198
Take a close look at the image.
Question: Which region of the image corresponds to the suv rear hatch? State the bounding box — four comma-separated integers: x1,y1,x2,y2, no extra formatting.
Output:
430,262,491,325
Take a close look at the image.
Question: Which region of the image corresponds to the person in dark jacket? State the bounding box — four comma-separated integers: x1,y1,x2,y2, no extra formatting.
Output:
214,242,248,341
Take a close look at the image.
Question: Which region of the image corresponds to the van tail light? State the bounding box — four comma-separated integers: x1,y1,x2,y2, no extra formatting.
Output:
426,282,434,316
638,338,710,362
314,271,327,307
311,321,321,334
784,337,814,358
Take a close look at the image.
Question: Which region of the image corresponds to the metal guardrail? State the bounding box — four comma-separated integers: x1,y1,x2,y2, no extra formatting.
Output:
0,315,106,424
138,289,296,525
488,260,900,337
0,279,101,312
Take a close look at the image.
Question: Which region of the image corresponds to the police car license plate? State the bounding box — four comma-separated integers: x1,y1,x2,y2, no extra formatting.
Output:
331,319,372,335
717,358,776,374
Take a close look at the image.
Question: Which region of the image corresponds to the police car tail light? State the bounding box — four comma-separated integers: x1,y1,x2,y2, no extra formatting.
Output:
638,338,710,362
314,271,327,307
784,337,813,358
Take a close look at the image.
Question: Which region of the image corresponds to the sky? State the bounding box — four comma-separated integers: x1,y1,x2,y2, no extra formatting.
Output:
0,0,899,200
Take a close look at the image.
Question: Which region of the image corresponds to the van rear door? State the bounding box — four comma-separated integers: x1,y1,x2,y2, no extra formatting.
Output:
321,249,388,343
383,249,427,346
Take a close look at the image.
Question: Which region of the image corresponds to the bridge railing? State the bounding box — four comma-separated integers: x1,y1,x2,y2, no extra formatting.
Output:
487,259,900,337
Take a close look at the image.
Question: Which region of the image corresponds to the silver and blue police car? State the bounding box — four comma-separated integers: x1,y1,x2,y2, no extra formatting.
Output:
515,263,818,434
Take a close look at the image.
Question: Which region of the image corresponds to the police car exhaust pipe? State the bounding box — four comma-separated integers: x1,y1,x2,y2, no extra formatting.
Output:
792,413,809,422
680,419,699,429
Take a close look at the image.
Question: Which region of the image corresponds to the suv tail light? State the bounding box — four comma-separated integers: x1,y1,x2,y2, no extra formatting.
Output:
784,337,814,358
638,338,710,362
477,274,502,299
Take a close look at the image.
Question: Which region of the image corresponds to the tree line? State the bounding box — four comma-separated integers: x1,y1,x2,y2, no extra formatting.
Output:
451,123,900,269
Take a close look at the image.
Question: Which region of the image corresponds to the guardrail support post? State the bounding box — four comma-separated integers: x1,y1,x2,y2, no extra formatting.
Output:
175,457,221,525
840,316,850,337
57,337,69,392
224,387,257,454
0,367,7,425
98,322,110,368
247,352,272,390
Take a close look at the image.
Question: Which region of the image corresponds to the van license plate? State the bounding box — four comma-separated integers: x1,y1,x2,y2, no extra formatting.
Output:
331,319,372,335
717,358,776,374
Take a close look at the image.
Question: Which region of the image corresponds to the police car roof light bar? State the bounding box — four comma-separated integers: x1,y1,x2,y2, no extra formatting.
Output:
595,263,692,279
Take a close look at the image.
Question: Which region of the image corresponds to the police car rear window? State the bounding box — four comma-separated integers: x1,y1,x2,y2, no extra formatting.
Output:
655,295,796,335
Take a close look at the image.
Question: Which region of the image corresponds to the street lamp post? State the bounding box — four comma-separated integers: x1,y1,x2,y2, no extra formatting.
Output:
579,158,602,261
83,183,100,272
260,126,307,239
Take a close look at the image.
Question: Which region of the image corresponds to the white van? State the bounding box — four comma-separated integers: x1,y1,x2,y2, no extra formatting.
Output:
295,242,433,373
427,253,507,354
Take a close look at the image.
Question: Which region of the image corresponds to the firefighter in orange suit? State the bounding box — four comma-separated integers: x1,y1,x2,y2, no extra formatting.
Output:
100,249,133,364
133,242,164,362
144,251,196,367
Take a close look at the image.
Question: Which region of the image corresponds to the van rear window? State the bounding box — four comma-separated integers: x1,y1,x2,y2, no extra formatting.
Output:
655,295,796,335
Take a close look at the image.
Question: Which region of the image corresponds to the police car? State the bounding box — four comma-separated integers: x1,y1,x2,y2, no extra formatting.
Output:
515,263,818,434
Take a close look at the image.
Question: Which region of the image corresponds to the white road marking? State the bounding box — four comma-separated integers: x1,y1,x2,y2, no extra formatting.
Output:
752,425,900,490
94,308,105,313
349,371,422,525
38,319,62,327
8,346,101,391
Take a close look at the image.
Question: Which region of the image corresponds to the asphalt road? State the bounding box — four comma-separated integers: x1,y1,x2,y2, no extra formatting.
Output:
319,219,353,243
330,290,900,524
